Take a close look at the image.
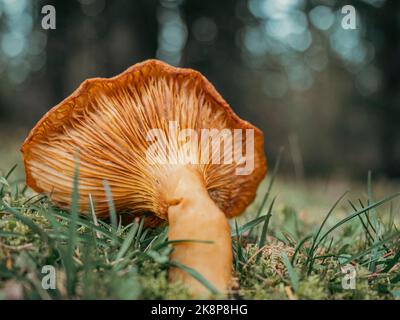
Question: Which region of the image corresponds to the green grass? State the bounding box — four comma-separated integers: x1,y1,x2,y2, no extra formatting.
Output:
0,164,399,300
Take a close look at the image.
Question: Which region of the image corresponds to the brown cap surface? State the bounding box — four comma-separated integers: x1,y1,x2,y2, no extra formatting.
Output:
21,59,267,221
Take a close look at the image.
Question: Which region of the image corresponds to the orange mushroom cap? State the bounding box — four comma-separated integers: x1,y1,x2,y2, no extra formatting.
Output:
21,59,267,222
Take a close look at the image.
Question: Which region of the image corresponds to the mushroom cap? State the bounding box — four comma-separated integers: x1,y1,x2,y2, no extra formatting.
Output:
21,59,267,221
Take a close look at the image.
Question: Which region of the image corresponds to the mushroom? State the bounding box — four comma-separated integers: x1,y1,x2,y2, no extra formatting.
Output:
21,59,267,296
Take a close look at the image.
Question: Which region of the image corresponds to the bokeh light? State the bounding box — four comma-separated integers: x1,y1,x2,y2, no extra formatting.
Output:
0,0,47,85
156,0,187,66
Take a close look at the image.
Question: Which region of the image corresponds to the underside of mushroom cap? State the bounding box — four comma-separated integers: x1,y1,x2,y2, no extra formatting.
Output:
21,59,267,221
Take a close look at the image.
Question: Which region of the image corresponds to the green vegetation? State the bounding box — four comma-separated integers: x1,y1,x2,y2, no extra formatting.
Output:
0,163,399,300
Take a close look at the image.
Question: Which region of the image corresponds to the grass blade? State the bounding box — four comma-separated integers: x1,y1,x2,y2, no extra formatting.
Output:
291,234,313,264
231,214,270,237
255,147,283,219
281,252,299,292
256,197,275,262
342,232,400,264
63,158,80,297
382,247,400,273
103,180,118,230
311,191,348,253
169,261,219,295
0,230,24,238
115,223,139,262
315,192,400,250
0,164,17,196
248,147,283,238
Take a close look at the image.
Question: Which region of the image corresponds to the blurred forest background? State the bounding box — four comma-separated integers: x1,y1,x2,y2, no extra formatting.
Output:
0,0,399,184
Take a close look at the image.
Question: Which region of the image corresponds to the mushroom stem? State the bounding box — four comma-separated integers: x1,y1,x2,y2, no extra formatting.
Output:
167,167,232,296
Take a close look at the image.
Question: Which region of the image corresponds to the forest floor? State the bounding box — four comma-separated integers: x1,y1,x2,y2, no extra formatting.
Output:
1,129,400,299
0,158,399,300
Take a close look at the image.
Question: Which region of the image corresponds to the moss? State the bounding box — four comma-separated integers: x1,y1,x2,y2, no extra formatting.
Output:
138,260,191,300
238,243,299,300
0,179,399,300
297,275,329,299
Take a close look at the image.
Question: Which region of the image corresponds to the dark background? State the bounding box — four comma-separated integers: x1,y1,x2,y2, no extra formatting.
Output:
0,0,399,181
